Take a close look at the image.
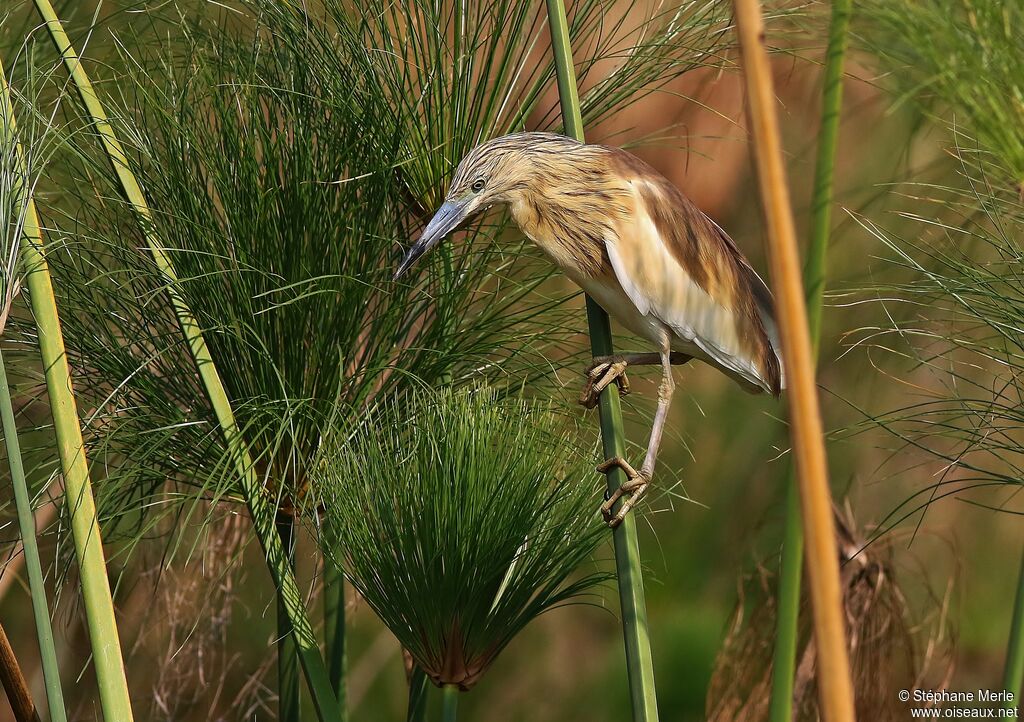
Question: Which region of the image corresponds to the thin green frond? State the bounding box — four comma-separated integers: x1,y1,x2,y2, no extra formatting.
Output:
0,91,67,707
27,3,343,715
0,49,132,722
317,386,609,690
11,0,736,565
858,0,1024,189
844,145,1024,532
2,1,738,714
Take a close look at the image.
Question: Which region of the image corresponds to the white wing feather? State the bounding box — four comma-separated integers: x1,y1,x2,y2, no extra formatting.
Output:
604,204,771,391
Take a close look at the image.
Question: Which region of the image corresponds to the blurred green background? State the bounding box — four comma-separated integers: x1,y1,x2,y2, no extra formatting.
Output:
1,0,1020,720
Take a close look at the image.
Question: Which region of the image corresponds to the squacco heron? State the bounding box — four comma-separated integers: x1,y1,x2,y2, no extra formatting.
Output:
396,132,783,526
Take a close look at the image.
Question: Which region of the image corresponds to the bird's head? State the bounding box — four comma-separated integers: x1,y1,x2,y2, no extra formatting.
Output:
394,132,581,279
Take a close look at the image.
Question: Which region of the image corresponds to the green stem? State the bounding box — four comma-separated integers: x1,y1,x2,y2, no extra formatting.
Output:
0,59,134,722
28,4,342,719
768,478,803,722
406,667,429,722
768,2,850,721
0,349,68,722
803,0,851,343
441,684,459,722
1003,545,1024,709
277,514,299,722
544,2,659,720
324,559,347,718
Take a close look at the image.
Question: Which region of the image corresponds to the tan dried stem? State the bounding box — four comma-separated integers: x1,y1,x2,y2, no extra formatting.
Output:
0,622,40,722
731,1,856,720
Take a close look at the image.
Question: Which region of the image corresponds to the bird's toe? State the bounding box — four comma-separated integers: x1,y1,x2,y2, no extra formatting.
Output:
597,456,648,526
578,360,630,408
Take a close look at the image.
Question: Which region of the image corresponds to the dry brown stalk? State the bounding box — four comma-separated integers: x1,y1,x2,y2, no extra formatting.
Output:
0,622,40,722
730,1,856,720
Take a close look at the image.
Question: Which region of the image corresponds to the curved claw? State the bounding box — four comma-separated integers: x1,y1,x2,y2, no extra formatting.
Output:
579,359,630,409
597,456,649,528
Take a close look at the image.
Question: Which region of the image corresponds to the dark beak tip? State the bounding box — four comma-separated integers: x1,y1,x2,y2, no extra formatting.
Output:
394,248,420,281
394,199,467,282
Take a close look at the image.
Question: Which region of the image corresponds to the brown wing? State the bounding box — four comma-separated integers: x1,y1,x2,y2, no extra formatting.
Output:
603,147,783,394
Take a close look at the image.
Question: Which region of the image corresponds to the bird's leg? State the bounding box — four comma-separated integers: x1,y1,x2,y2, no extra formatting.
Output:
579,351,689,409
599,348,676,527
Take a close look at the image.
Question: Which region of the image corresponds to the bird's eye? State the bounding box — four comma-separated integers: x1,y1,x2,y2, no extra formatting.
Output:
471,178,486,192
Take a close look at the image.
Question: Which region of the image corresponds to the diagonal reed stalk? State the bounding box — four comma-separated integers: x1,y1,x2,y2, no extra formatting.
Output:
544,1,659,720
732,1,855,721
0,57,133,722
0,349,67,722
0,622,40,722
27,2,342,719
1004,548,1024,709
768,1,851,720
1,66,66,717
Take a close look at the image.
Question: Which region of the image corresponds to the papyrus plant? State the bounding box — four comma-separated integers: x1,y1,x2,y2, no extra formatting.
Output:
317,386,608,690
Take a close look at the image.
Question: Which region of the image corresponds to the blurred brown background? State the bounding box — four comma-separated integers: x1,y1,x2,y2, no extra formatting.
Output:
1,0,1016,720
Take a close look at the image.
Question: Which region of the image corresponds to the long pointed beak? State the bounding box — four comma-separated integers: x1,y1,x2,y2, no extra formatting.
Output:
394,199,470,280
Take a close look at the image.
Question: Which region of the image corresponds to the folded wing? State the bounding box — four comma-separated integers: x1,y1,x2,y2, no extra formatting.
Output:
603,151,783,395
